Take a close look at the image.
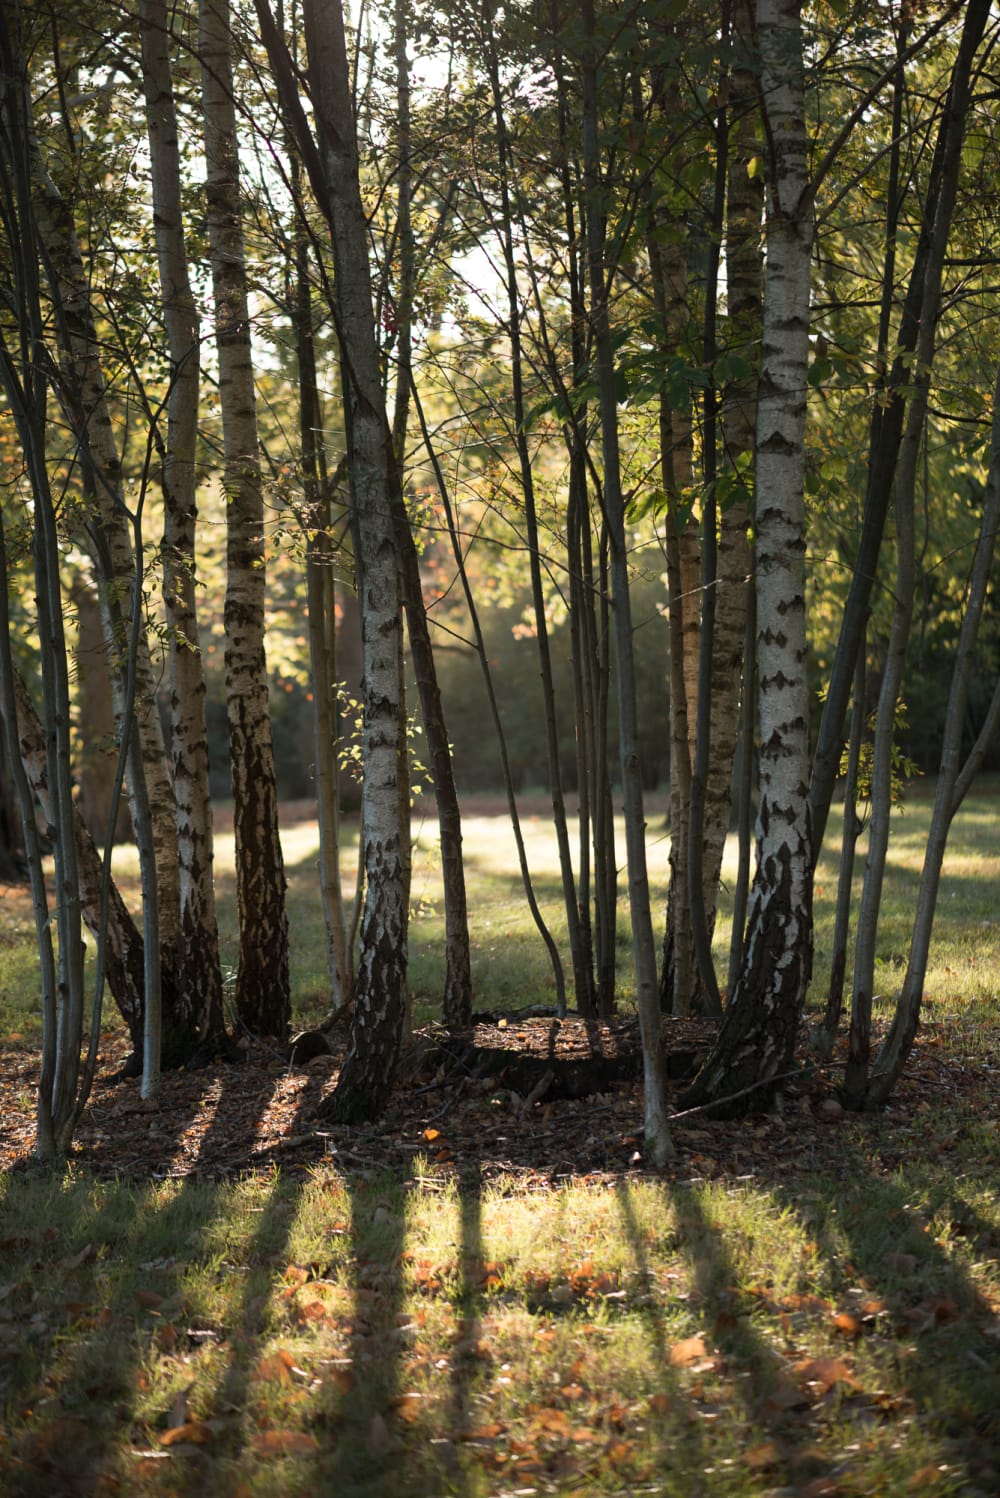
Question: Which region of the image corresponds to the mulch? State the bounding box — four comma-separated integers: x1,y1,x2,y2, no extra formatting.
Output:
1,1009,989,1187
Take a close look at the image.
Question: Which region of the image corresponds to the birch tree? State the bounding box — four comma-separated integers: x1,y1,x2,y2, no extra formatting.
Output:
681,0,814,1113
142,0,226,1058
200,0,290,1037
256,0,412,1116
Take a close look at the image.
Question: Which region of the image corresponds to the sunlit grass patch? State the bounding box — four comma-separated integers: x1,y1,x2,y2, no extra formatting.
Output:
2,1162,997,1496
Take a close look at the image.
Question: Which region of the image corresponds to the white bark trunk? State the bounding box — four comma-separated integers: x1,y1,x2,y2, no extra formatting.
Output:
201,0,290,1035
143,0,225,1055
681,0,813,1112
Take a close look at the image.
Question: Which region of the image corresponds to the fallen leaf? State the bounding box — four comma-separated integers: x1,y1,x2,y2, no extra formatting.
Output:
458,1421,505,1442
669,1335,708,1367
796,1356,861,1394
298,1300,328,1323
832,1311,863,1339
746,1441,780,1471
781,1293,831,1314
160,1422,213,1447
250,1430,319,1457
133,1290,163,1311
391,1392,423,1423
255,1349,296,1384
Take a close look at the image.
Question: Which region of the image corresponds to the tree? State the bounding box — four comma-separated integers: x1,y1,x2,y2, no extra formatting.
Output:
257,0,414,1117
681,0,814,1114
143,0,227,1058
200,0,290,1038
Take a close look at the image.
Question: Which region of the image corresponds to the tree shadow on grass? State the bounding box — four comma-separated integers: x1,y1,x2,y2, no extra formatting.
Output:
3,1057,998,1498
0,1169,248,1494
312,1162,416,1497
0,1054,308,1495
765,1155,1000,1495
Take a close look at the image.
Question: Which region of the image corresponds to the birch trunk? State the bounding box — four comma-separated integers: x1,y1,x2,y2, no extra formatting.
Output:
703,0,760,988
681,0,813,1114
25,80,180,958
266,0,411,1117
201,0,290,1037
143,0,226,1058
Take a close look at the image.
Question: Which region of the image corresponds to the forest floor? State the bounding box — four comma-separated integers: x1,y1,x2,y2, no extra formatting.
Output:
2,999,999,1498
0,1005,991,1188
1,792,999,1497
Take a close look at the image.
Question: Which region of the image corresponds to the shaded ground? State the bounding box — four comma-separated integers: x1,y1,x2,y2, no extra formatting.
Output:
1,1010,990,1187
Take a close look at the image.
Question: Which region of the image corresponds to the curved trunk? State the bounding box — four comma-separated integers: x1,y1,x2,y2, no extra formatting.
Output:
809,0,992,852
862,362,1000,1109
27,96,180,960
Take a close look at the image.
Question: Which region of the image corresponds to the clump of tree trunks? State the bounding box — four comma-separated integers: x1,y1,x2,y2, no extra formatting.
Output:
1,0,999,1164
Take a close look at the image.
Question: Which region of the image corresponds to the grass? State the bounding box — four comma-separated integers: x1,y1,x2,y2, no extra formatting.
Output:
1,1154,998,1495
4,782,998,1037
1,782,999,1494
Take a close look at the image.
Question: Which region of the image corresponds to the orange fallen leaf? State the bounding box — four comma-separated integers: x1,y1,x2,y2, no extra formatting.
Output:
781,1293,831,1314
746,1441,780,1471
832,1311,863,1339
298,1300,328,1322
669,1335,708,1367
605,1440,634,1464
533,1406,570,1435
796,1356,861,1394
391,1392,423,1423
255,1349,296,1384
161,1421,213,1447
250,1430,319,1457
422,1128,441,1142
458,1420,506,1442
133,1290,163,1310
648,1392,673,1414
